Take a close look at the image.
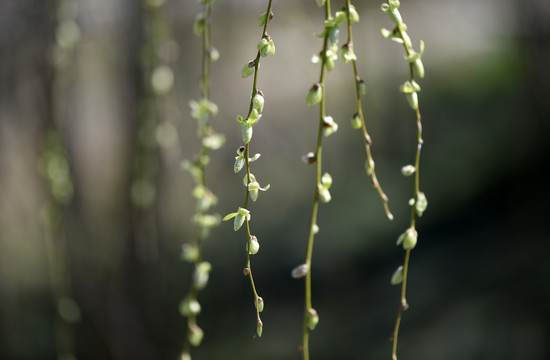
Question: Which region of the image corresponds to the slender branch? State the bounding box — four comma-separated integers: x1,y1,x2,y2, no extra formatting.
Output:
230,0,274,337
302,2,333,359
182,1,224,356
344,0,393,220
381,3,426,358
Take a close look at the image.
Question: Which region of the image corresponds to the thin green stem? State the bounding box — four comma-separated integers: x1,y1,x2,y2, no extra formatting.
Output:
302,2,331,359
239,0,274,335
391,22,425,360
391,248,410,360
183,2,216,356
344,0,393,220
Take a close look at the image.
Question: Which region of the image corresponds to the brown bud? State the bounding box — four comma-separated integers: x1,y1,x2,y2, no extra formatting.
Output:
302,152,316,164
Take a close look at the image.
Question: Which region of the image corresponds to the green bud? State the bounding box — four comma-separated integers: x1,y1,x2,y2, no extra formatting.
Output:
316,0,325,7
257,35,275,57
380,28,394,39
250,189,259,202
328,26,339,45
319,187,331,203
323,116,338,137
197,261,212,274
202,133,225,150
196,189,218,212
234,156,245,173
365,158,375,176
241,60,256,78
151,65,174,95
193,262,211,290
403,233,417,250
248,178,270,202
189,99,218,123
192,185,205,199
381,3,403,26
414,59,425,79
252,91,265,113
236,115,246,124
265,40,275,57
324,16,337,28
181,244,199,262
257,39,268,50
406,92,419,110
248,236,260,255
389,0,401,7
180,298,201,316
306,308,319,330
237,207,250,217
258,13,267,26
321,172,332,188
248,181,260,191
188,324,204,347
416,191,427,216
399,81,420,110
257,12,273,27
381,27,408,45
401,165,416,176
391,265,404,285
401,31,412,48
397,230,405,245
243,173,256,186
390,9,403,27
242,124,253,144
210,46,220,62
307,83,323,106
257,320,263,337
335,10,346,25
193,214,221,228
246,109,262,126
181,352,191,360
325,54,335,72
324,44,338,72
399,80,421,93
223,207,250,231
193,13,206,36
351,113,362,129
235,208,251,231
198,155,210,167
358,79,367,95
341,43,357,64
348,5,360,23
256,296,264,312
397,228,418,250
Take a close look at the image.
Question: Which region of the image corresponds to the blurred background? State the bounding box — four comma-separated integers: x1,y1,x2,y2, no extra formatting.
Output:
0,0,549,359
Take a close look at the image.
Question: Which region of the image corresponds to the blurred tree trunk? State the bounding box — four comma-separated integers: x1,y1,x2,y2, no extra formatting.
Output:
64,0,162,359
0,0,165,359
0,1,57,359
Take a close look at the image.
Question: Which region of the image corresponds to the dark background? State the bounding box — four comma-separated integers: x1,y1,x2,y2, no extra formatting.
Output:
0,0,549,359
